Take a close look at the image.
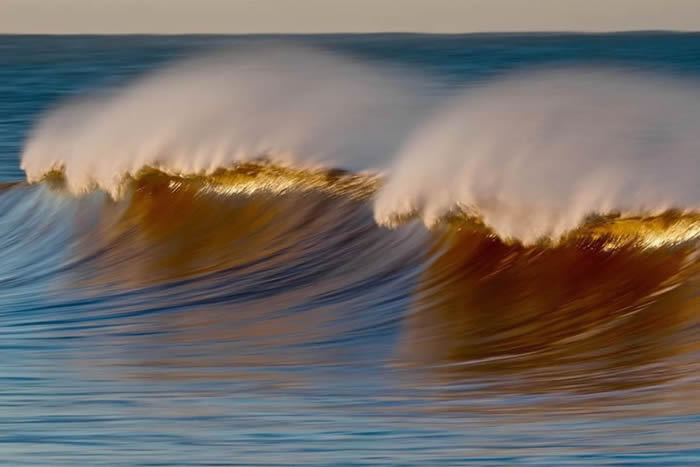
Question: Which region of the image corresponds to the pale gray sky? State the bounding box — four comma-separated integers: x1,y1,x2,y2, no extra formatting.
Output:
1,0,699,34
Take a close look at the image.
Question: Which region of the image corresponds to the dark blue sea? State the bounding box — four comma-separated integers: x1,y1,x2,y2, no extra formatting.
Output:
1,34,699,465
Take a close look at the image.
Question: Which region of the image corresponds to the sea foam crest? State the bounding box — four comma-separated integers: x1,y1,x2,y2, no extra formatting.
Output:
21,49,700,243
375,69,700,242
21,47,428,198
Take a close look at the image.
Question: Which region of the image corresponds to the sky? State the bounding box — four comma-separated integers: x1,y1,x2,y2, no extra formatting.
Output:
1,0,699,34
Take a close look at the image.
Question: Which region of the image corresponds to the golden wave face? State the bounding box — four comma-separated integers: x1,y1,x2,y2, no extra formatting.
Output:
38,161,700,249
134,163,381,200
437,209,700,249
51,170,422,382
70,172,365,286
401,228,699,396
16,164,700,401
569,211,700,249
40,161,380,200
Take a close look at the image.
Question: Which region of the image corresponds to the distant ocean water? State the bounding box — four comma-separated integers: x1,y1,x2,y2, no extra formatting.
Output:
1,34,699,465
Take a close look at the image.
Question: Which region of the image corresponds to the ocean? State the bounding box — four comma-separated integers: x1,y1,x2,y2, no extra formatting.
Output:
1,33,699,465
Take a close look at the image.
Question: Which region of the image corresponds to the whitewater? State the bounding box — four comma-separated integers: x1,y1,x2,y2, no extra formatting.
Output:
21,47,700,243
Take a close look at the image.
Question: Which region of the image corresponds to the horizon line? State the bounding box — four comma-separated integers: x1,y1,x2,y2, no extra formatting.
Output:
1,30,699,37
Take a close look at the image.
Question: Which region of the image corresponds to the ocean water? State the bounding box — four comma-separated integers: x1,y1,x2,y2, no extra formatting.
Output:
1,34,699,465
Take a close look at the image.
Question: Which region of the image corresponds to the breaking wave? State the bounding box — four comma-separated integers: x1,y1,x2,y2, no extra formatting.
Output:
21,49,700,244
1,167,697,396
375,69,700,242
29,163,700,249
21,47,428,198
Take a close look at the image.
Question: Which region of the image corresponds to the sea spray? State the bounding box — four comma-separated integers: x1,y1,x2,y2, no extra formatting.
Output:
375,69,700,242
21,47,430,198
21,50,700,243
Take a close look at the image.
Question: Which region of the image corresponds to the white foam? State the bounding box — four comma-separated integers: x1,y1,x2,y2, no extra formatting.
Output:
21,50,700,242
375,69,700,242
21,46,429,198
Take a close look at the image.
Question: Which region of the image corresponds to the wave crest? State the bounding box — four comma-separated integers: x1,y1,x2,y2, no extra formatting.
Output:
21,47,427,198
32,162,700,250
19,50,700,246
39,160,380,201
375,69,700,243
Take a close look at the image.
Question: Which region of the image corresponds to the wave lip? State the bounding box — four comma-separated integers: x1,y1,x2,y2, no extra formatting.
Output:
375,69,700,244
36,161,381,202
21,46,428,198
28,161,700,251
379,205,700,249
